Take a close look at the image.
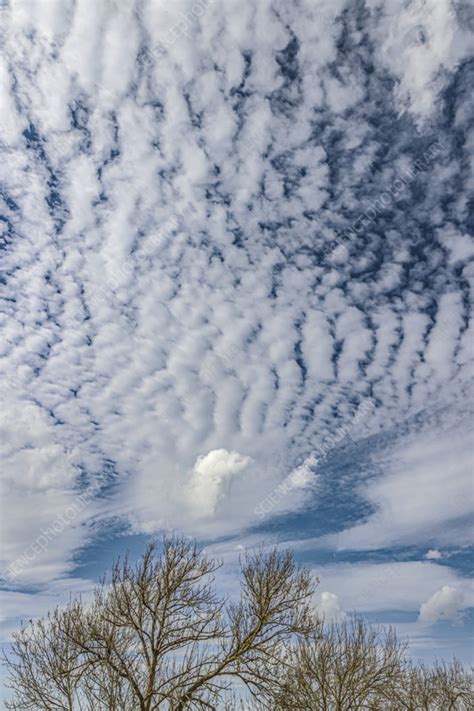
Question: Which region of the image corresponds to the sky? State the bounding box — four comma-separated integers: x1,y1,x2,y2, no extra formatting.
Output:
0,0,473,683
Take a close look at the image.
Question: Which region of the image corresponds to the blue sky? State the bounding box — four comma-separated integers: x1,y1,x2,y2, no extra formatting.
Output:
0,0,473,684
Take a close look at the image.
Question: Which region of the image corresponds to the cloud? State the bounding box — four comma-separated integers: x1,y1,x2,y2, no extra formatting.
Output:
0,577,95,643
367,0,473,119
287,455,319,489
319,420,474,552
315,591,346,622
188,449,252,518
0,399,99,585
425,549,443,560
210,550,474,635
0,0,472,664
307,561,474,616
419,585,466,624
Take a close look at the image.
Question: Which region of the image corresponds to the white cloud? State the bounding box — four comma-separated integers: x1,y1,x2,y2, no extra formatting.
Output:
367,0,473,120
0,399,99,584
307,561,474,615
425,549,443,560
419,585,466,624
287,455,319,489
437,224,474,265
0,577,95,642
319,421,474,551
315,591,346,622
188,449,252,518
0,0,471,665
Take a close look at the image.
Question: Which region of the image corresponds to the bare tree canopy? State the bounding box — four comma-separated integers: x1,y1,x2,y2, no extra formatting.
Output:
4,536,315,710
3,537,473,710
254,618,473,711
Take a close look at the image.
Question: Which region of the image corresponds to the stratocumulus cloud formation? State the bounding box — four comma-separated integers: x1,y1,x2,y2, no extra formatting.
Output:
0,0,473,664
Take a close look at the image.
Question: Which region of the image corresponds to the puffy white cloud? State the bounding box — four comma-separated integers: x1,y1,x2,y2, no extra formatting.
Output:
188,449,252,518
425,549,443,560
437,224,474,265
367,0,473,120
315,591,346,623
306,561,474,616
419,585,466,624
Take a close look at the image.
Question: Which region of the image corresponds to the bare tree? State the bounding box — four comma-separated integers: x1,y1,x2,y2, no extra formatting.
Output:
386,658,473,711
4,536,316,710
430,659,473,710
5,598,144,711
252,617,473,711
5,605,82,711
4,538,472,710
255,617,406,710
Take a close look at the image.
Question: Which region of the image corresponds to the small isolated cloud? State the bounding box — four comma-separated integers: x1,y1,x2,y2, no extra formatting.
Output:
425,548,443,560
287,455,319,490
315,591,346,623
188,449,252,518
419,585,465,624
